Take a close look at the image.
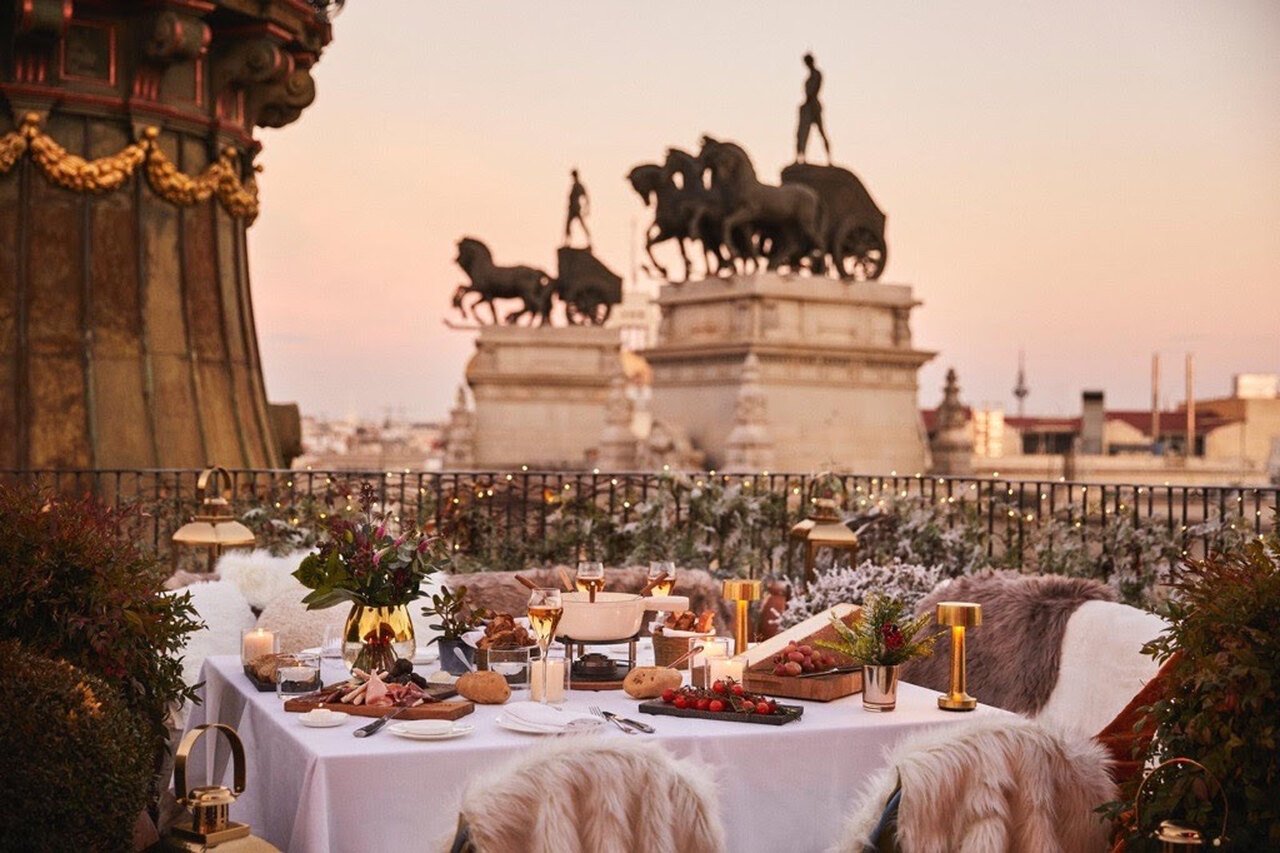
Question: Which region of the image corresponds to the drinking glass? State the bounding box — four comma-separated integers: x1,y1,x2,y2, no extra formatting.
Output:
527,588,564,705
690,636,732,690
320,624,343,661
647,561,676,596
575,561,605,602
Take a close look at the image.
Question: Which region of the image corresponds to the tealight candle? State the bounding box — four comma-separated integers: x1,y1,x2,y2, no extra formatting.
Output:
241,628,277,663
531,659,566,703
708,657,745,686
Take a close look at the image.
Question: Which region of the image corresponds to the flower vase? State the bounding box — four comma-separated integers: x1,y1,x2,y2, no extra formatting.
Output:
343,604,416,673
863,664,900,712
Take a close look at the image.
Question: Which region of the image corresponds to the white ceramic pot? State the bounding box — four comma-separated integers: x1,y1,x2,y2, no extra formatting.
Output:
557,591,689,641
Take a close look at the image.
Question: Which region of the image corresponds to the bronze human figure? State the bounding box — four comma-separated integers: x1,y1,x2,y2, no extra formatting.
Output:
795,52,831,165
564,168,592,247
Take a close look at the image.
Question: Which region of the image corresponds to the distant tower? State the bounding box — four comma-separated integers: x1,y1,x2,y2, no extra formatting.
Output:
929,368,973,475
1012,350,1029,419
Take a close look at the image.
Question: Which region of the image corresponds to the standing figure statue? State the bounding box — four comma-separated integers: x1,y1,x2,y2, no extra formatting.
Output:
795,52,831,165
564,168,592,247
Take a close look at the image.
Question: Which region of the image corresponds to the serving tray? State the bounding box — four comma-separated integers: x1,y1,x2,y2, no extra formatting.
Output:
283,682,474,720
637,698,804,726
744,668,863,702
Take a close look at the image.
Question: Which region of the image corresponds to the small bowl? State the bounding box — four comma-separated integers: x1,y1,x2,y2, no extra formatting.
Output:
396,719,454,736
299,709,349,728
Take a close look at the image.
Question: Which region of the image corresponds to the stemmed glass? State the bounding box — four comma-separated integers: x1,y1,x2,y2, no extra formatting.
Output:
647,561,676,596
527,588,563,704
575,561,605,602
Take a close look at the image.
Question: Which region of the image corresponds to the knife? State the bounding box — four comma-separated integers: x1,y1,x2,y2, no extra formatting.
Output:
600,709,655,734
797,665,862,679
353,705,408,737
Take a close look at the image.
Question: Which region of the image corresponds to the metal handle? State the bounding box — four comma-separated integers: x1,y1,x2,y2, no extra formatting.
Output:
354,707,405,738
613,714,654,734
174,723,246,804
1134,757,1229,845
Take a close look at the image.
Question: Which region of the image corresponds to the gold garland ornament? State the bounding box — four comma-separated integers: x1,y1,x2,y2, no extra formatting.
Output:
0,113,260,221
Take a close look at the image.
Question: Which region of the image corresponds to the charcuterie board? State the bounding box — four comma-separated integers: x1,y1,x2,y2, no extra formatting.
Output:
283,682,474,720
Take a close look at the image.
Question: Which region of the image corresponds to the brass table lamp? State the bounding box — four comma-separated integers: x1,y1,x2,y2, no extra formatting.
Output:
936,601,982,711
722,578,762,655
172,467,256,572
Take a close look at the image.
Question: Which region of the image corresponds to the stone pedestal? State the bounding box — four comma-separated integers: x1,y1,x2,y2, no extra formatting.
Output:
643,274,934,473
463,325,623,469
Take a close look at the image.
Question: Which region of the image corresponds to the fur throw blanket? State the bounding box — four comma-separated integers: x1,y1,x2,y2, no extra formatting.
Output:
451,736,725,853
832,716,1116,853
903,572,1115,715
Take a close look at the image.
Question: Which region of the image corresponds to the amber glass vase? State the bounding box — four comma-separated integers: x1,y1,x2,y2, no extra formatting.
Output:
342,604,416,673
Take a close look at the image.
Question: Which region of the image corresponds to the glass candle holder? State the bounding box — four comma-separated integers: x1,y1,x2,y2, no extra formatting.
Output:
275,652,321,699
530,643,569,704
482,647,533,689
689,636,732,689
241,627,278,666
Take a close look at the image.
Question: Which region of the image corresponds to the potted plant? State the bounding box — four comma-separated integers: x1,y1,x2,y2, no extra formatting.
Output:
421,585,489,676
818,593,938,712
293,483,441,673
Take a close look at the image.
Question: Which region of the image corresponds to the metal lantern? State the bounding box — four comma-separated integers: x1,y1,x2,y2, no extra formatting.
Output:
789,475,858,587
172,467,256,572
166,724,256,849
1135,758,1229,851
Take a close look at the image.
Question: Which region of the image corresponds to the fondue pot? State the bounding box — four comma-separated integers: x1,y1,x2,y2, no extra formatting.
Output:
557,591,689,641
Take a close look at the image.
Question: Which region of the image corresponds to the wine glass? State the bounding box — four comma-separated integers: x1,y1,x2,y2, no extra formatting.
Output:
647,561,676,596
575,561,605,602
527,588,563,705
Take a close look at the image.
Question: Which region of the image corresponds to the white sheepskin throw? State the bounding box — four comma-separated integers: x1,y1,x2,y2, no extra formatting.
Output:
171,580,256,688
451,736,725,853
1036,601,1166,739
255,591,349,654
832,716,1116,853
216,548,310,611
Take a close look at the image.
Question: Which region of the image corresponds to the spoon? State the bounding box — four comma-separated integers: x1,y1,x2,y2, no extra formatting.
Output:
453,647,476,673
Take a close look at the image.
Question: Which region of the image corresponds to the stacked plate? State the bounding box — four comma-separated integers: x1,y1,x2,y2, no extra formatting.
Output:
388,719,474,741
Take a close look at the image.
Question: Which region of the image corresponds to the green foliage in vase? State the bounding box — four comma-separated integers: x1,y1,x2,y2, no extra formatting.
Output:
0,641,153,851
294,482,444,609
817,593,939,666
1108,532,1280,850
0,485,201,755
421,584,490,643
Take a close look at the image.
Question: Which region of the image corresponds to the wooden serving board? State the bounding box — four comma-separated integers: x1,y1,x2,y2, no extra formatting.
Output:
744,668,863,702
638,698,803,726
283,683,474,720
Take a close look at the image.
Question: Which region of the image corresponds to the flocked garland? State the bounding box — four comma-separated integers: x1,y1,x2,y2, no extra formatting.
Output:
0,112,259,221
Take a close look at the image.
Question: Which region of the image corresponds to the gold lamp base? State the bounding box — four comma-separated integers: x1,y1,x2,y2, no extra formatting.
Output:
938,693,978,711
168,822,252,847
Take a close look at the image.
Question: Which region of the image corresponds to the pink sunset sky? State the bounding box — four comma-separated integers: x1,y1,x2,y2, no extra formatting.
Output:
247,0,1280,422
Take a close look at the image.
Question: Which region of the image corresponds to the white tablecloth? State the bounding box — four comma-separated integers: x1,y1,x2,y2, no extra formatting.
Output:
186,654,1008,852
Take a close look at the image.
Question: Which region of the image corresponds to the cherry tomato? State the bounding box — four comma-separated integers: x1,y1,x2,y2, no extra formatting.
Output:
740,701,755,714
731,683,745,696
673,696,689,709
696,697,711,711
708,699,725,713
756,701,772,715
712,680,726,695
661,688,677,704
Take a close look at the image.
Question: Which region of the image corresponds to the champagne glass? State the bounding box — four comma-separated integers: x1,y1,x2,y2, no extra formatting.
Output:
527,588,563,704
575,561,605,602
647,561,676,596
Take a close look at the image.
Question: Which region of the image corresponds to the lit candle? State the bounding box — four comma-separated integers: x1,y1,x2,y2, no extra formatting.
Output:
531,659,566,703
241,628,276,663
708,657,745,686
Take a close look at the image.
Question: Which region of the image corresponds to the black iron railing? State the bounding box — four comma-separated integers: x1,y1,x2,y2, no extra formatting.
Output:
3,468,1276,583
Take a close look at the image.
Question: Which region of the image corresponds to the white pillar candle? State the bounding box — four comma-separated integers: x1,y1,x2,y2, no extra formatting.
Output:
531,659,566,703
242,628,276,662
707,657,745,686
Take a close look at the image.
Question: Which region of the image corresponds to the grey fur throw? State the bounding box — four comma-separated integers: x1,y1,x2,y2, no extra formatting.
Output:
902,572,1115,715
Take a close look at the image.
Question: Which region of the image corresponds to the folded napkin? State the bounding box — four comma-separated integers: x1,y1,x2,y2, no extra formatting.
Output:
503,701,597,731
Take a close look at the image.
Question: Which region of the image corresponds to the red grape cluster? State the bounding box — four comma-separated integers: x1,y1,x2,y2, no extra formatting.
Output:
659,679,785,716
771,641,838,676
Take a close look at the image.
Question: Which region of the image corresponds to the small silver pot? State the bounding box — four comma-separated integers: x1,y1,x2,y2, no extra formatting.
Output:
862,664,900,712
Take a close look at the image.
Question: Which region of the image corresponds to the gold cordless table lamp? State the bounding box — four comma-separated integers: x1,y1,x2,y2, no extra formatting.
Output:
936,601,982,711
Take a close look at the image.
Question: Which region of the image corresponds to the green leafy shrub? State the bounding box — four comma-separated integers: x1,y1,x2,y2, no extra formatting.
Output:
0,640,152,852
0,485,201,752
1114,533,1280,849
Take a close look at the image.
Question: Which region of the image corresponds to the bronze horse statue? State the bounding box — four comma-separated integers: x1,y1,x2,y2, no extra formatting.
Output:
699,135,823,273
453,237,553,325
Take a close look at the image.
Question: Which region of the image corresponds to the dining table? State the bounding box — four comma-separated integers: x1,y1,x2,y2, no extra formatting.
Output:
184,649,1010,852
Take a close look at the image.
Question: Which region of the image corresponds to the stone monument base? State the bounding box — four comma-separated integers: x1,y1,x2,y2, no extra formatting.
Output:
464,325,623,469
643,274,934,473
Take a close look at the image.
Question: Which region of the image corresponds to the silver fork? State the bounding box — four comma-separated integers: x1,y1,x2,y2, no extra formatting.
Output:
590,705,635,735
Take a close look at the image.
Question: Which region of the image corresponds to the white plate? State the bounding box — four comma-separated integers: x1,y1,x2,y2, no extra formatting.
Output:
494,714,563,735
388,722,474,741
298,711,350,728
